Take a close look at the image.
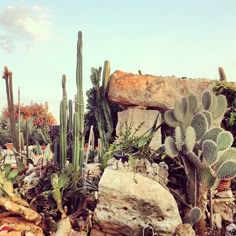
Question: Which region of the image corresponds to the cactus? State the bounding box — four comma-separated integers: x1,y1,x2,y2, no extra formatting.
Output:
190,207,202,225
200,127,223,145
59,75,67,170
164,89,235,236
218,67,227,81
216,160,236,179
188,94,198,114
175,126,184,151
202,90,215,111
89,61,113,154
2,67,19,154
181,96,189,114
72,31,84,172
185,126,196,152
51,173,69,217
213,148,236,171
174,101,184,121
25,119,29,159
199,166,216,190
212,94,227,120
202,110,212,128
164,136,178,158
191,112,208,141
202,140,218,166
216,131,233,151
164,110,180,127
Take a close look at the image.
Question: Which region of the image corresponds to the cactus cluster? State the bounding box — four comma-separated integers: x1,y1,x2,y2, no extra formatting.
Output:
164,90,236,189
164,90,235,232
89,60,113,155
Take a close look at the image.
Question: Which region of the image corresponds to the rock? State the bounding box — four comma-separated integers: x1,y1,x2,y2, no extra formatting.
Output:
69,230,87,236
226,223,236,236
107,158,169,188
95,168,182,236
84,163,102,181
174,223,195,236
116,108,161,149
213,213,222,230
108,70,236,110
212,198,236,223
90,228,105,236
215,189,233,198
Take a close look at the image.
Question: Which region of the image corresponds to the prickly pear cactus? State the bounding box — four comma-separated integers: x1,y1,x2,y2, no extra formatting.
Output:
164,89,236,191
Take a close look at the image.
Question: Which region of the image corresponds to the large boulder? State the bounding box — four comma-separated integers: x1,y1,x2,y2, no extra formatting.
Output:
94,168,182,236
108,70,236,110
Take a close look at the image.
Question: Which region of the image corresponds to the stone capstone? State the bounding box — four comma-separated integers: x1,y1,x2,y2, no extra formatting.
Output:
94,168,182,236
108,70,235,110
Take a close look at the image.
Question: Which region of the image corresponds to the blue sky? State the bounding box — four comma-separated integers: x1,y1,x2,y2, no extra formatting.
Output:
0,0,236,122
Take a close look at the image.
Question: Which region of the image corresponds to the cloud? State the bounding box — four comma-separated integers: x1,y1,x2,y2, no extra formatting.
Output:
0,5,51,51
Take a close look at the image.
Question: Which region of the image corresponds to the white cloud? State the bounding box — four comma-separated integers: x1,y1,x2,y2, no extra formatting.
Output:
0,5,51,51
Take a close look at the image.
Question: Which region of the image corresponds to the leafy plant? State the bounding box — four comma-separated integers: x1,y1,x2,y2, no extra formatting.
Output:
103,114,161,169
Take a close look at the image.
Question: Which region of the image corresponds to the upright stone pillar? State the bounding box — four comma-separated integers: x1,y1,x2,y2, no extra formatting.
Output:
116,108,162,149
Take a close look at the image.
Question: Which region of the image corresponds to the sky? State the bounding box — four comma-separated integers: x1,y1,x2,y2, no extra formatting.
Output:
0,0,236,123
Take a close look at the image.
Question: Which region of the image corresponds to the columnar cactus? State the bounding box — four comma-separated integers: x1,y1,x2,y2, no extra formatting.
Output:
59,75,67,169
164,90,236,235
2,67,19,153
72,31,84,173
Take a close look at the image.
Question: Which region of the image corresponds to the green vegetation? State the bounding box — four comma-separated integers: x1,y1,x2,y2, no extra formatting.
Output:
164,89,236,235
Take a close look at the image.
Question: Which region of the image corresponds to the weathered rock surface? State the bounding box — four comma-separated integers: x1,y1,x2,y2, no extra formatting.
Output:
174,223,195,236
226,223,236,236
108,70,235,109
94,168,182,236
106,158,169,188
116,108,161,149
212,197,236,228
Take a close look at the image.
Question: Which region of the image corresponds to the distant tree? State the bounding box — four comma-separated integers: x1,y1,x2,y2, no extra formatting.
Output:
0,102,57,146
2,102,57,127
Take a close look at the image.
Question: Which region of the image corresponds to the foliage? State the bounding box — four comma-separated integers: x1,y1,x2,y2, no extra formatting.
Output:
213,82,236,147
0,117,50,146
2,102,56,127
0,102,56,146
103,115,161,169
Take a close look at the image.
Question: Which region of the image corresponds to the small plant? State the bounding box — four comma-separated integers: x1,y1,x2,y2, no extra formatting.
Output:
103,114,161,168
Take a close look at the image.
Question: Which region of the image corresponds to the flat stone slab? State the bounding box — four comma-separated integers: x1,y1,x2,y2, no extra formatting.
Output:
108,70,236,110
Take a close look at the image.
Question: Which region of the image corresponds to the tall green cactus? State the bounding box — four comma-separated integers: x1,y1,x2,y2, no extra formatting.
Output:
164,89,235,236
72,31,84,172
59,75,67,169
